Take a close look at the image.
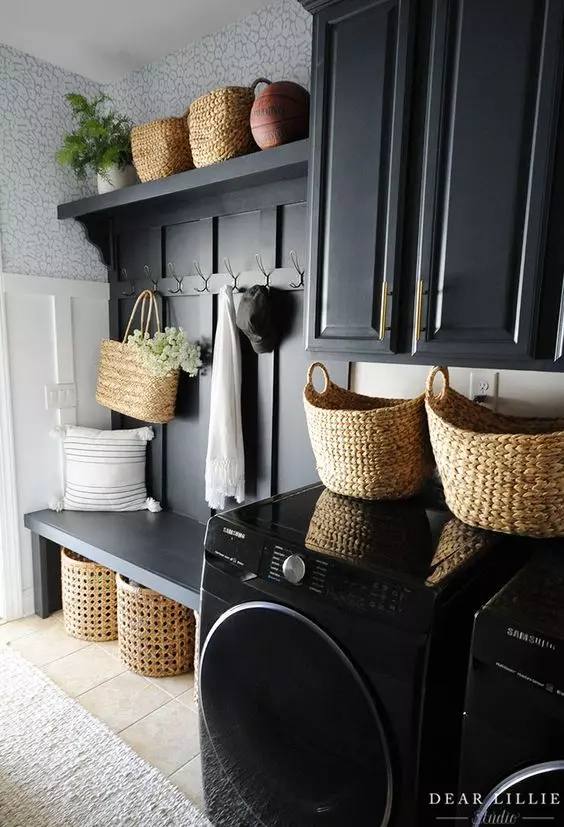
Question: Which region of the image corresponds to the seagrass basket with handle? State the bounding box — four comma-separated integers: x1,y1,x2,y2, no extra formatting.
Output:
303,362,433,500
189,78,270,167
131,110,193,182
96,289,179,424
425,365,564,537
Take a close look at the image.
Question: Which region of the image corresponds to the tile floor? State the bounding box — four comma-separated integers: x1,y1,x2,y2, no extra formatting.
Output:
0,611,204,810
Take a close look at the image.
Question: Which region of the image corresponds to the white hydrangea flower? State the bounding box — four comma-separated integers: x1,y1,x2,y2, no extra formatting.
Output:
126,327,202,379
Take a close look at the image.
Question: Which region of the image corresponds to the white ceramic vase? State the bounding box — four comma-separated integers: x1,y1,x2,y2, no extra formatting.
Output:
97,164,137,194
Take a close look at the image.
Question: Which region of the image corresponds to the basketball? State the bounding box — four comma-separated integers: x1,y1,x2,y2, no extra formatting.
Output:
250,81,310,150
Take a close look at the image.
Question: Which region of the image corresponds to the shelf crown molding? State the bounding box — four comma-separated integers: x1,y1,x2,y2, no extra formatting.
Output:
298,0,341,11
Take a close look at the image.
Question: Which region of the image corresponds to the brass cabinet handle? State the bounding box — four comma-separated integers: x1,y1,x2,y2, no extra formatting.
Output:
414,279,428,342
378,281,391,341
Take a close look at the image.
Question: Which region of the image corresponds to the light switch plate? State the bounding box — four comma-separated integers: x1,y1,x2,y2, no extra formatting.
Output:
45,383,77,410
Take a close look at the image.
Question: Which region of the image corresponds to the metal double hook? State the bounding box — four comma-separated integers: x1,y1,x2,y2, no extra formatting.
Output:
224,258,242,292
121,268,136,296
289,250,305,289
255,254,272,288
121,265,160,295
167,263,184,294
144,265,159,293
194,261,212,293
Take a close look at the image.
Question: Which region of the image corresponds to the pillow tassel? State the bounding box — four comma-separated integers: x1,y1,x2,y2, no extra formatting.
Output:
146,497,162,513
49,426,67,440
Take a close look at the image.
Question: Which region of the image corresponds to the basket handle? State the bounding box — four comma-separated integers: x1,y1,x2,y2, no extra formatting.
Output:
122,289,162,343
251,78,272,94
306,362,331,393
426,366,450,400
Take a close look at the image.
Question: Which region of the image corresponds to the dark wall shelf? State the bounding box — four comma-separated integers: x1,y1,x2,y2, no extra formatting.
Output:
57,140,310,220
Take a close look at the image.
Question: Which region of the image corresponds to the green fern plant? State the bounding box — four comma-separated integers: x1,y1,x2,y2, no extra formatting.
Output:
57,93,133,182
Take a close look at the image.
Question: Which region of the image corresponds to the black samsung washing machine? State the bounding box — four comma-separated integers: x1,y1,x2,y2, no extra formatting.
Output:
458,545,564,824
198,484,528,827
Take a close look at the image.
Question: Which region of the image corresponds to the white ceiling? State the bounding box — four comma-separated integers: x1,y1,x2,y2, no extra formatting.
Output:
0,0,272,82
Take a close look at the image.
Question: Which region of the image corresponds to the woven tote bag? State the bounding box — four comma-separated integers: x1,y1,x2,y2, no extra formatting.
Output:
131,112,193,182
425,365,564,537
96,290,179,424
304,362,433,500
189,78,270,167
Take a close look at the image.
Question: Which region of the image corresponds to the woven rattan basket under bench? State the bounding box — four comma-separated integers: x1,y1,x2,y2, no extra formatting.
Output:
24,509,205,619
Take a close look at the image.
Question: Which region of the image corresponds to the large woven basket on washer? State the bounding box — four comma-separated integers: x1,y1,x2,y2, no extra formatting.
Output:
189,78,270,167
426,365,564,537
61,548,117,641
96,290,179,424
304,362,433,500
116,575,195,677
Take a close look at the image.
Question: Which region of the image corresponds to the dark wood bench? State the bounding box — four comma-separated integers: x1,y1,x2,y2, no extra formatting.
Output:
24,509,206,618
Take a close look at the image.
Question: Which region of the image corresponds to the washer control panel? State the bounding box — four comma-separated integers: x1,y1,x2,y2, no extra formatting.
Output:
259,541,410,618
263,544,330,595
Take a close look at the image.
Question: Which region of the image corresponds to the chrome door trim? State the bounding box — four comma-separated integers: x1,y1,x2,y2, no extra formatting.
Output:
474,760,564,824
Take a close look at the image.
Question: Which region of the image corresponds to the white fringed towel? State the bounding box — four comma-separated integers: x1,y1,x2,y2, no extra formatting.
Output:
205,285,245,510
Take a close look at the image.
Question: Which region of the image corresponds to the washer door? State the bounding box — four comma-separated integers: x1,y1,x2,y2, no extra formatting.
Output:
200,601,393,827
474,761,564,824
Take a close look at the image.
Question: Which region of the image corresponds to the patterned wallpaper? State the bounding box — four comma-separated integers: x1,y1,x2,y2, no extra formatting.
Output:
105,0,312,123
0,44,107,280
0,0,311,281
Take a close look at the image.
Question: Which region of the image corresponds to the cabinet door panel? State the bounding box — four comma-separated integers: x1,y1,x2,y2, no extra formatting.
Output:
306,0,413,355
413,0,564,361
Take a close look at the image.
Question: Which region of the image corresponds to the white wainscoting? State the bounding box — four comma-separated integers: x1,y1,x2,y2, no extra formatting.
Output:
0,273,110,619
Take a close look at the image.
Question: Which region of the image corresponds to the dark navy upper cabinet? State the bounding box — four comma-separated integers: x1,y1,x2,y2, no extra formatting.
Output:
412,0,564,363
303,0,414,356
300,0,564,369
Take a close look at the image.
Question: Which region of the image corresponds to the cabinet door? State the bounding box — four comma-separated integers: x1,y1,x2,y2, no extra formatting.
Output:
412,0,564,362
305,0,413,355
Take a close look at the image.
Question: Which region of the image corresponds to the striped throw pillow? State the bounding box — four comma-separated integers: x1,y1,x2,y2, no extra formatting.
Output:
52,426,161,513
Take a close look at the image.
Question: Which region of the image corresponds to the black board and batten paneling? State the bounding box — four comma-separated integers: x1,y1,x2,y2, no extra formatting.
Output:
87,166,348,525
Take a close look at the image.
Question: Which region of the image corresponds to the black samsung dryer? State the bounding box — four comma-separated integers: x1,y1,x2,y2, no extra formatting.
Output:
458,546,564,824
198,484,528,827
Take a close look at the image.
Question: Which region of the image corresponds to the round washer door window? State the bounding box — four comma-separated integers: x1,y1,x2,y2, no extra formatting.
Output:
474,761,564,824
200,601,393,827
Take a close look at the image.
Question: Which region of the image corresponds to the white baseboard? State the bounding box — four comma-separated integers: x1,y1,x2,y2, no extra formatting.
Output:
22,588,35,618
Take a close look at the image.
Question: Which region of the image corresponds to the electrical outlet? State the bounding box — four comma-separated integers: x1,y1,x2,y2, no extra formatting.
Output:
469,371,499,410
45,383,77,410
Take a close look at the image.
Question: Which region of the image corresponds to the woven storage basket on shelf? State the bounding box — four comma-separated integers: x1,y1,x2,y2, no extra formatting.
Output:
425,365,564,537
61,548,117,641
131,113,193,182
116,575,195,677
189,78,270,167
304,362,433,500
96,290,179,424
